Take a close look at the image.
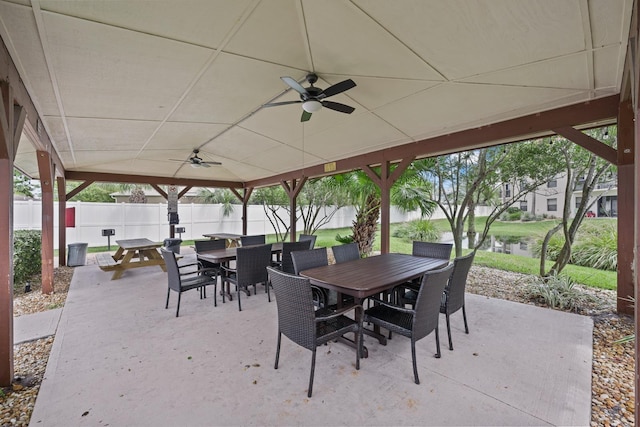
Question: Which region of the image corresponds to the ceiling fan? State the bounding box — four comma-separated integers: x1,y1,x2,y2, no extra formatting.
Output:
264,73,356,122
169,149,221,168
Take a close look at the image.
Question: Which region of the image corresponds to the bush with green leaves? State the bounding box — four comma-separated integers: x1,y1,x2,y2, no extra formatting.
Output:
392,219,440,242
571,221,617,271
14,230,42,285
531,220,617,271
521,212,539,222
522,272,597,312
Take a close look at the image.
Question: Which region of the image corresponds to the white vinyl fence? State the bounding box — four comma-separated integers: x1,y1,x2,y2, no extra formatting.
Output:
13,200,492,249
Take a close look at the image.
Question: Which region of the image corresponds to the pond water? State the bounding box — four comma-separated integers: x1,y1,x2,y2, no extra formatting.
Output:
440,232,534,257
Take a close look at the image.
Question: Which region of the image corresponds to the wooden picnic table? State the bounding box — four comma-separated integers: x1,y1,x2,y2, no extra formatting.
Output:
96,238,166,280
202,233,243,248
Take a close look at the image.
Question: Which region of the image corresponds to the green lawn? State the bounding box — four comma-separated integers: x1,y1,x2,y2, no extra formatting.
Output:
76,218,618,291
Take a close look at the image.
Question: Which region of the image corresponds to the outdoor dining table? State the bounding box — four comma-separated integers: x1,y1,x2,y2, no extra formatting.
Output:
97,238,166,280
300,253,449,357
202,233,243,248
197,242,283,300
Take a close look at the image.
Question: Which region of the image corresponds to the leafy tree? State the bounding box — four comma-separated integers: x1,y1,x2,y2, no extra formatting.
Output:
428,142,564,257
539,126,616,276
66,182,118,202
297,178,348,235
13,169,38,198
197,188,237,217
251,185,291,241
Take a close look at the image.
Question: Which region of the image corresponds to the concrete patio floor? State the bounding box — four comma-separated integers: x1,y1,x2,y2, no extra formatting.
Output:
29,254,593,426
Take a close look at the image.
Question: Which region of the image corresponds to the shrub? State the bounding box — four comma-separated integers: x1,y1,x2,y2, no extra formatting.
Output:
521,212,539,222
522,273,597,312
335,233,353,244
14,230,42,285
392,220,440,242
571,221,617,271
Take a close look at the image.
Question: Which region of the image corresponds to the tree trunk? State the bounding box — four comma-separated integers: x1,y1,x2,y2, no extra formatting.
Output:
539,222,563,276
352,193,380,256
467,200,476,248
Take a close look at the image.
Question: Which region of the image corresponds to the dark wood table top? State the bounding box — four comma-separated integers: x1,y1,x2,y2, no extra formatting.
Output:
197,242,283,263
300,253,449,299
115,238,162,250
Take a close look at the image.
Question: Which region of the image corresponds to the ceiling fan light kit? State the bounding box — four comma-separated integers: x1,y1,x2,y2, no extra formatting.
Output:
302,100,322,113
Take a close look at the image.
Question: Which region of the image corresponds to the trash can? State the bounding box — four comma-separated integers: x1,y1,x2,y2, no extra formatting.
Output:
163,238,182,254
67,242,88,267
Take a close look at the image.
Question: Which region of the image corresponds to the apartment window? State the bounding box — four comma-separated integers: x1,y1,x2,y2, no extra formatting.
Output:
519,200,528,211
505,184,511,198
575,197,582,210
547,198,558,212
547,180,557,188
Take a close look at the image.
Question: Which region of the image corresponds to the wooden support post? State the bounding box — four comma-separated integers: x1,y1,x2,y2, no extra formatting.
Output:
58,177,66,267
231,187,253,235
0,80,26,386
36,151,55,294
362,157,414,254
281,178,307,241
617,100,635,315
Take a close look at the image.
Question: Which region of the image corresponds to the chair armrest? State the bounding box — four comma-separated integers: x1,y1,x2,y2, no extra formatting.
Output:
366,297,415,314
178,262,199,269
220,265,236,274
315,304,363,322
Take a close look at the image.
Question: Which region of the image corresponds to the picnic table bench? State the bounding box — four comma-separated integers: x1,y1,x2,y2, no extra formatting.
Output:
97,238,168,280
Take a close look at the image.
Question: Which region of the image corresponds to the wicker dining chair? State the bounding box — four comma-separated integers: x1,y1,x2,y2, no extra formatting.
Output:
441,252,475,350
161,248,218,317
221,244,272,311
240,234,266,246
364,263,453,384
279,241,313,274
331,242,360,264
194,239,225,295
396,241,453,307
267,267,362,398
298,234,317,249
291,248,329,308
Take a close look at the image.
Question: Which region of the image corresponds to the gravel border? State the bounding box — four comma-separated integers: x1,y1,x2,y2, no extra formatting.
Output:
0,265,635,426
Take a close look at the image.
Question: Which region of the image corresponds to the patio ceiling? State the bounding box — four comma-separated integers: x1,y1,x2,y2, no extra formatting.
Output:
1,0,633,184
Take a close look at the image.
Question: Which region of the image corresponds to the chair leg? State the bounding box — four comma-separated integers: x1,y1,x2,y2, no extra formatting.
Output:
434,327,441,359
411,340,420,385
267,280,271,302
212,283,217,307
176,292,181,317
446,312,453,351
165,288,170,309
274,331,282,369
308,349,317,398
237,285,242,311
462,305,469,334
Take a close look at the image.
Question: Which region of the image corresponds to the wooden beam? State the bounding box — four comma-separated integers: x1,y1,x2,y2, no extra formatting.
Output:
178,186,192,199
150,184,167,200
553,126,618,165
66,171,242,189
65,180,94,201
245,95,619,189
36,151,54,294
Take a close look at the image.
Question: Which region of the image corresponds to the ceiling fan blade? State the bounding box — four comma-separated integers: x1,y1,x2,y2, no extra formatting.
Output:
263,100,302,107
202,161,222,166
301,111,312,122
321,79,356,98
199,162,211,168
322,100,355,114
281,76,308,95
